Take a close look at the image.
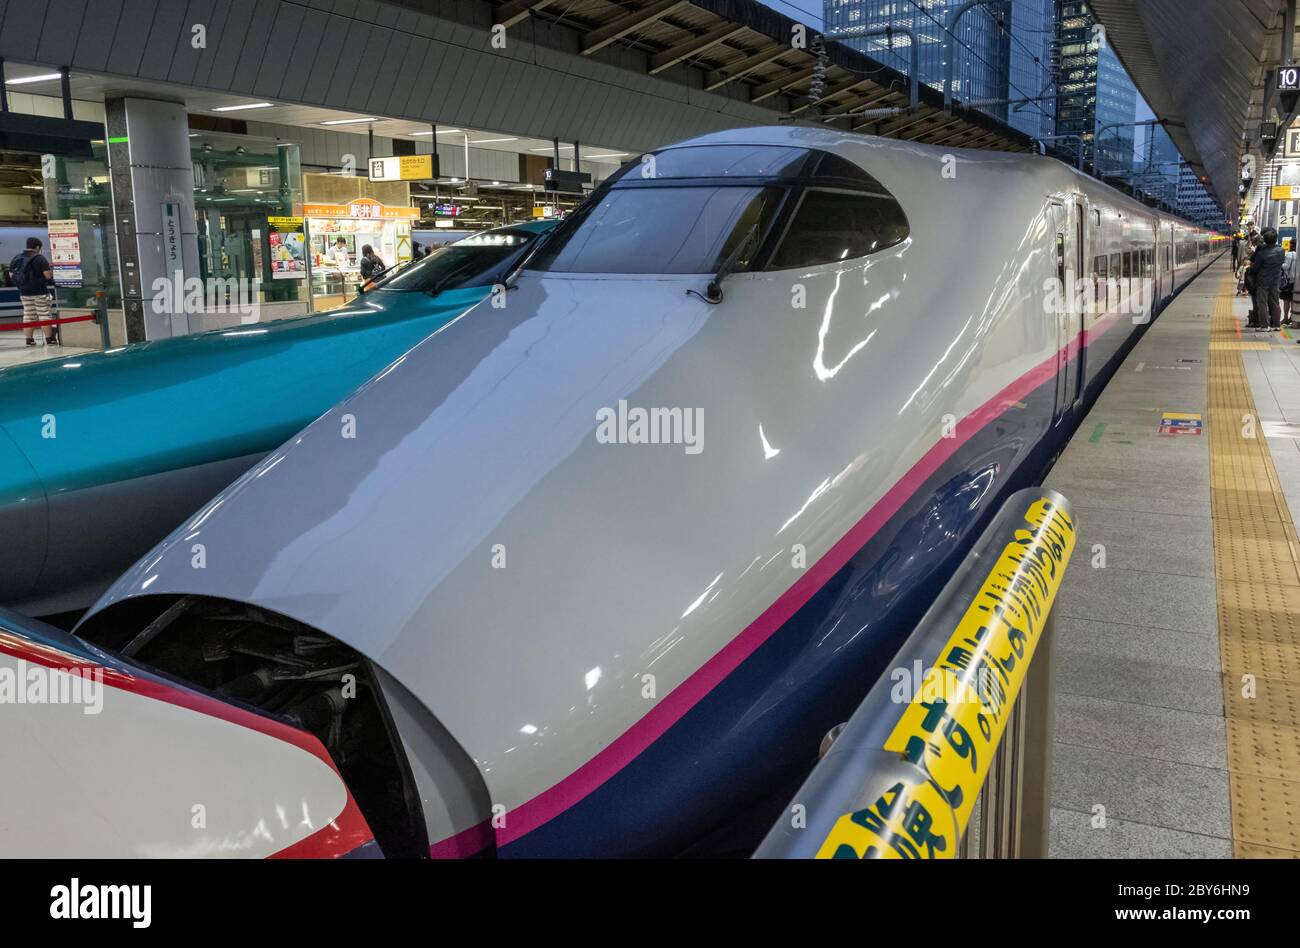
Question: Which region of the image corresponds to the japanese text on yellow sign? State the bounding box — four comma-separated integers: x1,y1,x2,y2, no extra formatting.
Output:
816,497,1076,858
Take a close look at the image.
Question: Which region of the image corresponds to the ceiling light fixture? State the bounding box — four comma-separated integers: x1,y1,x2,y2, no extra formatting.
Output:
5,72,63,85
319,116,376,125
212,102,274,112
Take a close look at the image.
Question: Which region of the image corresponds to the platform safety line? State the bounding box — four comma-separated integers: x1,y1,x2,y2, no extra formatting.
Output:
1208,273,1300,858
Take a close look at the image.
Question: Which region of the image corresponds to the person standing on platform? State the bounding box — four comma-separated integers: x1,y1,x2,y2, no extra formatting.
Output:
1283,239,1297,327
1248,227,1285,332
8,237,54,347
1232,232,1242,271
359,244,387,288
1239,235,1253,295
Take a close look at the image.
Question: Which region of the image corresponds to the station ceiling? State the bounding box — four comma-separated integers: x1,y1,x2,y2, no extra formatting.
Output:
1089,0,1289,211
446,0,1040,152
3,0,1038,177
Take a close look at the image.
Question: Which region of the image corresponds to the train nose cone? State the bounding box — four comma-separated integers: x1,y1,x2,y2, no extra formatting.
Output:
85,271,714,634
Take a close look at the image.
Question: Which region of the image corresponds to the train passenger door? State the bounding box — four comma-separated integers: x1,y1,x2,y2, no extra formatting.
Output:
1170,219,1180,297
1159,224,1170,299
1051,199,1085,425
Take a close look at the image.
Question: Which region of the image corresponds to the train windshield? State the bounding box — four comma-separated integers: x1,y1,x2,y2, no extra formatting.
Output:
529,144,908,275
530,185,782,275
370,227,543,293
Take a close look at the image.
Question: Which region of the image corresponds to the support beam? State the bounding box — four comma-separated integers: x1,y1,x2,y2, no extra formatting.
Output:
704,45,789,91
938,126,984,148
902,118,958,142
494,0,557,29
874,110,938,138
752,64,817,102
910,116,965,143
582,0,690,56
823,87,898,116
955,129,1005,150
648,24,746,74
789,76,878,114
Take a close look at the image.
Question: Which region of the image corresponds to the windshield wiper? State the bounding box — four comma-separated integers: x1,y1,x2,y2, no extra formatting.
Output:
691,223,760,305
426,258,481,297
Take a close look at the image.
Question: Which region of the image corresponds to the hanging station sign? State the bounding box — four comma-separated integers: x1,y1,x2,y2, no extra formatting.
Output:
302,198,419,220
367,154,438,182
543,168,591,194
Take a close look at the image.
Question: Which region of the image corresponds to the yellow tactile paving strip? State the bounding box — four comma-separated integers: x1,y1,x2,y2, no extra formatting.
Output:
1209,275,1300,856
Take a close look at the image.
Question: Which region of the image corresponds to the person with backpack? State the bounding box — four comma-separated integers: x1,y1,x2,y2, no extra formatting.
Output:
358,244,387,289
1249,228,1286,332
9,237,54,346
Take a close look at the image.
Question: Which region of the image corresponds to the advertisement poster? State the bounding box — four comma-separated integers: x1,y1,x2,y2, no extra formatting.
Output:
267,216,307,280
47,218,83,287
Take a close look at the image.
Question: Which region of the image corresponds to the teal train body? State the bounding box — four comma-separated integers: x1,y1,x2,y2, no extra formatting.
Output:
0,220,554,616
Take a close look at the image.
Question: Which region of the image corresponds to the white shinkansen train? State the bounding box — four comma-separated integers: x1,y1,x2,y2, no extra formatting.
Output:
0,127,1223,858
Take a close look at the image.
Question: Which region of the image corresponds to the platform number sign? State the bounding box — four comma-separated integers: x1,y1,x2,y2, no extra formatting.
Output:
1282,66,1300,115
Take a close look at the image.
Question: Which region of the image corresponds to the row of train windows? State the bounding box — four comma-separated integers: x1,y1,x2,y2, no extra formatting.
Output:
1092,249,1154,283
1092,240,1209,285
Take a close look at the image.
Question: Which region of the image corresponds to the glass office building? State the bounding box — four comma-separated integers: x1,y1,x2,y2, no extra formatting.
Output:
1056,1,1136,173
824,0,1012,121
824,1,1054,136
1007,0,1056,140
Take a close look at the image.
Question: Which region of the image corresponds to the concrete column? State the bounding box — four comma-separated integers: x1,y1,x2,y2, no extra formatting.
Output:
104,96,200,342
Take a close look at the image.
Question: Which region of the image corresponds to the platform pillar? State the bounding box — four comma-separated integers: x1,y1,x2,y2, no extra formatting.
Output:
104,96,200,342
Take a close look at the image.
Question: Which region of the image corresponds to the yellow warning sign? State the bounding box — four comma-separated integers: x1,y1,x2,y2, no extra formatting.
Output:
816,497,1076,858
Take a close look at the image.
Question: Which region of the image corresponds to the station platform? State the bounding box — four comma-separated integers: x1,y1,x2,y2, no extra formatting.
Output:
0,338,94,369
1045,256,1300,858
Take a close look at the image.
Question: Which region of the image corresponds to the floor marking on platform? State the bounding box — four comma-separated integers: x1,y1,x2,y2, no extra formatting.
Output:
1159,411,1203,436
1209,276,1300,857
1088,422,1106,443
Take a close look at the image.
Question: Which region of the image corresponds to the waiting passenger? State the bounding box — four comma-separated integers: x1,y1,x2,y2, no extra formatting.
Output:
1284,240,1297,327
359,244,387,288
8,237,54,347
1248,228,1285,332
1243,235,1263,304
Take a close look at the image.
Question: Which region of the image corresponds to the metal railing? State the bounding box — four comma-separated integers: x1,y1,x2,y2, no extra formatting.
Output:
754,487,1076,859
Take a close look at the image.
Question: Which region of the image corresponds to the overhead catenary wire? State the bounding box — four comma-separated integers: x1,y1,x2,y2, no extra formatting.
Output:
821,0,1056,126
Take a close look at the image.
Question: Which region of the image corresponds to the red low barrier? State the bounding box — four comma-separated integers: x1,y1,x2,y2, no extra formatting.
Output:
0,314,95,331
